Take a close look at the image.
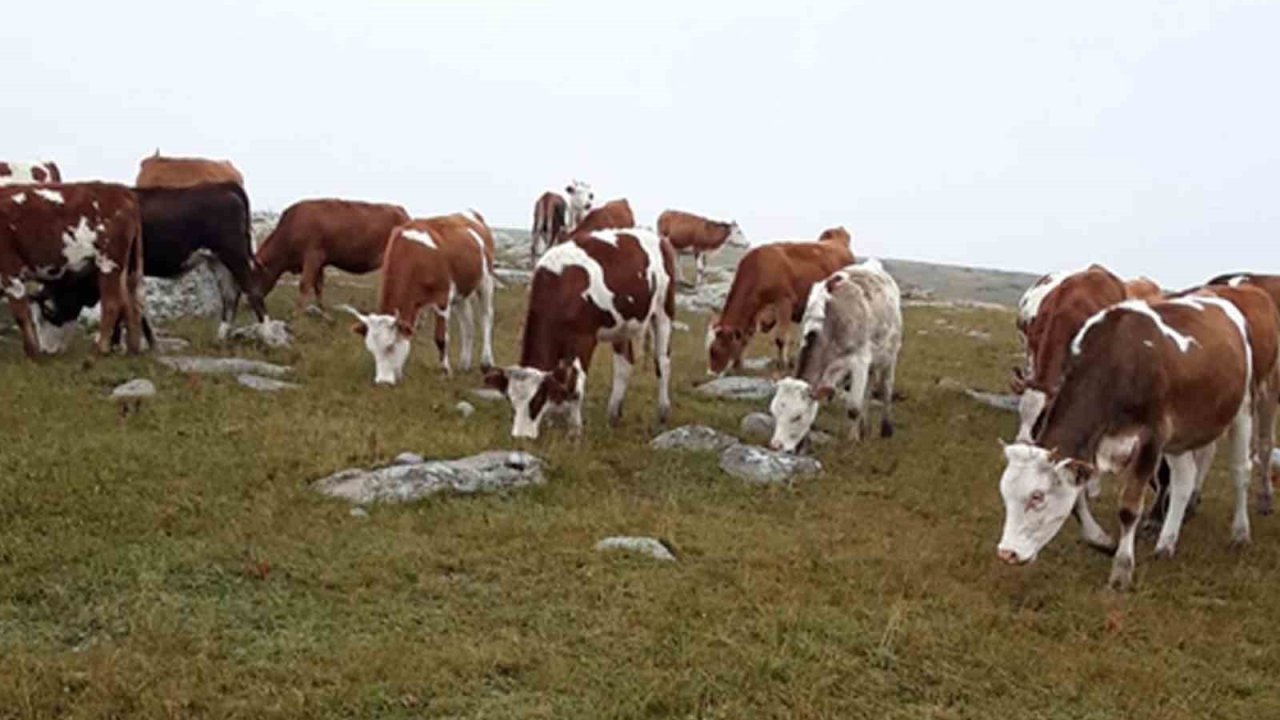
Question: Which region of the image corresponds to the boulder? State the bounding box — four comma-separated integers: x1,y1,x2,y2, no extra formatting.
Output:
651,425,739,452
739,412,775,440
226,319,292,348
675,280,730,315
158,356,291,378
719,444,822,485
237,374,299,392
313,451,546,505
594,536,677,562
696,376,775,401
144,264,224,321
111,378,156,400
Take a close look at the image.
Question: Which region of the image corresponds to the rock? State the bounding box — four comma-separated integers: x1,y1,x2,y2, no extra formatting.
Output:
594,536,677,562
349,507,368,519
154,336,190,353
394,452,425,466
696,376,775,401
810,430,835,446
671,320,690,332
675,280,730,315
966,329,993,341
226,319,292,348
236,374,300,392
936,377,966,392
965,389,1019,413
740,412,775,440
651,425,739,452
313,451,546,505
470,388,505,402
455,401,476,418
741,357,772,371
145,264,225,321
719,444,822,485
158,356,291,378
494,267,533,286
110,378,156,400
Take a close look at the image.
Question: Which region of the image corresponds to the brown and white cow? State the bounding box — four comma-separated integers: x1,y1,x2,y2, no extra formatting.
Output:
997,294,1268,590
657,209,747,288
531,191,568,263
0,183,146,356
254,199,411,312
706,227,855,373
135,150,244,189
483,227,675,439
0,161,62,186
563,198,635,243
343,211,495,384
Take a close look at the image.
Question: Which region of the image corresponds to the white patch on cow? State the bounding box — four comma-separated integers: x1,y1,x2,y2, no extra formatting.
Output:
997,443,1085,564
466,227,486,253
506,366,549,439
9,192,26,205
3,276,24,299
401,228,437,250
1143,340,1154,348
540,228,669,342
61,217,100,271
1071,300,1198,356
1175,295,1253,385
1018,268,1086,325
726,222,748,248
770,377,821,452
1096,433,1140,475
33,188,64,204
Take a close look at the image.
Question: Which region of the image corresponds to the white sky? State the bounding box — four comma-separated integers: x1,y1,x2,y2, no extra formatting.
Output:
4,0,1277,286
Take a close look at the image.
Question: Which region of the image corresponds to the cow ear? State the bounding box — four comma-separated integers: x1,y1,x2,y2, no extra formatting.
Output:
812,385,835,401
351,321,368,337
483,367,508,393
395,319,414,338
1054,457,1095,487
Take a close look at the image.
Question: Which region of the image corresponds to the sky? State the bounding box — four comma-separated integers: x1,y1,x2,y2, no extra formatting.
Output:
3,0,1278,286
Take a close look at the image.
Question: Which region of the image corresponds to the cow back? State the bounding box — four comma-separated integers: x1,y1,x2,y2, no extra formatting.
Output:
136,154,244,189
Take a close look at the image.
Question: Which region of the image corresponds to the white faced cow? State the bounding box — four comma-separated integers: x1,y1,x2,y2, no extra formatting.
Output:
565,180,593,230
769,259,902,453
484,228,676,439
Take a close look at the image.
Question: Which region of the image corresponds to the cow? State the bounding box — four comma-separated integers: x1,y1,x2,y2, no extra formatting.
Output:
565,179,593,229
483,227,675,440
531,191,567,263
657,209,747,288
0,183,146,356
135,150,244,189
996,293,1270,590
1124,276,1163,301
0,161,62,186
343,211,495,385
563,198,635,242
706,227,855,374
769,259,902,453
254,199,411,313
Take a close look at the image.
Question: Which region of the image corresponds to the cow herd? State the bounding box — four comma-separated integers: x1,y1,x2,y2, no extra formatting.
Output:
4,155,1279,591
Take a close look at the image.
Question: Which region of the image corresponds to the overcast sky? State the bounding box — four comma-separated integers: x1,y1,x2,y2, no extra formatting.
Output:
4,0,1277,286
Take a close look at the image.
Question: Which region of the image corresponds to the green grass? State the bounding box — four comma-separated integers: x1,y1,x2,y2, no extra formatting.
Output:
1,277,1278,719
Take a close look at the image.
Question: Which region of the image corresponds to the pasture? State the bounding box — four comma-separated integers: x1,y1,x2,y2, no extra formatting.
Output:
1,258,1278,719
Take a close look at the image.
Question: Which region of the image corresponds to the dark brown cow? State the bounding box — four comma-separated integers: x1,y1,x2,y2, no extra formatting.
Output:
531,191,567,263
483,227,676,439
254,199,410,312
562,199,635,243
0,183,145,356
343,211,495,384
657,209,746,288
997,293,1267,590
0,161,62,185
706,228,855,373
135,151,244,189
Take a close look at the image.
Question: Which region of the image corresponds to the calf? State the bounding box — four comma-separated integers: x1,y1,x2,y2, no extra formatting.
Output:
254,198,410,312
707,227,854,373
135,150,243,189
0,161,62,185
769,259,902,452
531,191,567,263
344,211,495,384
483,228,675,439
997,296,1261,590
657,209,747,288
0,183,146,356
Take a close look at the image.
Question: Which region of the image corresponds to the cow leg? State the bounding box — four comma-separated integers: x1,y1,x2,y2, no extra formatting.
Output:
3,288,41,358
1229,395,1254,546
433,303,452,375
1254,376,1277,515
843,351,873,442
1110,440,1161,591
297,250,324,314
651,312,673,425
1154,452,1198,558
478,268,495,369
96,272,126,355
1016,390,1047,444
694,251,707,289
207,258,241,341
878,359,897,438
569,341,598,438
607,340,634,427
1188,442,1216,520
454,294,475,373
773,302,793,369
1074,495,1115,553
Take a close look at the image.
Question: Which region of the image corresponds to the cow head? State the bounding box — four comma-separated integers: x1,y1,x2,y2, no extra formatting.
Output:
996,443,1094,565
769,378,833,452
343,305,413,385
29,303,78,354
565,180,594,219
484,360,583,439
726,221,748,248
706,316,748,375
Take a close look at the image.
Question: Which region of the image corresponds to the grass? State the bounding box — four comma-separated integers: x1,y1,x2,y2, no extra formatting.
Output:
1,272,1279,719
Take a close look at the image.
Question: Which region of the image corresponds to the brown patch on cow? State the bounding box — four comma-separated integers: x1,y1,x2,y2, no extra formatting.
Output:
1016,265,1126,398
563,199,635,243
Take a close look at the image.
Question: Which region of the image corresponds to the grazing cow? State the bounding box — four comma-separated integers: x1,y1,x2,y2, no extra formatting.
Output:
706,227,855,373
531,191,567,263
769,259,902,452
565,180,593,229
563,198,635,242
135,151,244,189
997,295,1263,590
0,183,146,356
254,199,411,312
483,228,675,439
657,209,747,288
0,161,62,185
344,211,495,384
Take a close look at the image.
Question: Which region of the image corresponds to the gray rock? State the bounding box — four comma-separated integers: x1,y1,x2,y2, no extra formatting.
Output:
494,267,533,286
696,376,776,401
965,389,1019,413
675,280,730,315
394,452,425,466
595,536,677,562
158,356,292,378
226,319,292,348
313,451,546,505
719,444,822,485
111,378,156,400
154,336,190,354
741,357,772,371
739,412,775,440
671,320,690,333
349,507,368,519
470,387,505,402
145,264,224,321
651,425,739,452
455,401,476,418
966,329,993,341
236,374,300,392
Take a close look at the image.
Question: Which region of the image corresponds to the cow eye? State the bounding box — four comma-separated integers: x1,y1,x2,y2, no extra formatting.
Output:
792,414,803,424
1027,490,1046,509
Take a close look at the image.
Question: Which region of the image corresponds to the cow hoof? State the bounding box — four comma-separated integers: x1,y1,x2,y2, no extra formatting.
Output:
656,406,670,426
1107,558,1134,592
1153,545,1176,560
1230,532,1251,549
1257,493,1274,516
880,419,894,439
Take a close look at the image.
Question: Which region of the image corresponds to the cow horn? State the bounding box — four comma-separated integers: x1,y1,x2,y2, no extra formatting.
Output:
339,304,369,324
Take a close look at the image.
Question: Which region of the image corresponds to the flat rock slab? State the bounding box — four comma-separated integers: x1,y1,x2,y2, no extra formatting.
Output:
470,388,506,402
313,451,546,505
719,444,822,485
696,376,776,401
158,356,291,378
595,536,677,562
237,374,299,392
154,336,191,354
651,425,739,452
111,378,156,400
965,389,1019,413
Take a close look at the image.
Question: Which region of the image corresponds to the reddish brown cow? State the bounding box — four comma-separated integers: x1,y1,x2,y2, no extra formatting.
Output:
0,183,145,356
254,199,410,312
706,228,855,373
562,199,635,242
0,161,62,185
657,209,746,288
344,211,495,384
531,191,567,263
135,151,244,189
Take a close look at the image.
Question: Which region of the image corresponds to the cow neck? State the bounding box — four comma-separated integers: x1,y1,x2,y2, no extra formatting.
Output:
718,264,763,331
518,309,572,370
1035,365,1112,464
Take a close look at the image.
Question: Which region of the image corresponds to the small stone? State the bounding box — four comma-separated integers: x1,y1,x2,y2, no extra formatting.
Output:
651,425,739,452
739,412,775,440
966,329,992,341
236,374,300,392
595,537,677,562
719,444,822,485
111,378,156,400
349,507,368,518
936,377,966,392
695,376,776,401
455,401,476,418
154,336,190,353
741,357,772,371
470,388,505,402
227,319,292,348
671,320,690,332
394,452,425,466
